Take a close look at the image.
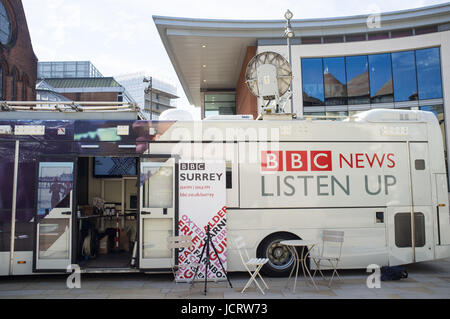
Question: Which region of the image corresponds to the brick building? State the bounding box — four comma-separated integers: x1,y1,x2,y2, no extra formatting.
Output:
0,0,37,101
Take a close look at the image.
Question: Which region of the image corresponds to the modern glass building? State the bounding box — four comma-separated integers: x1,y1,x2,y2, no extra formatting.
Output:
154,3,450,178
114,72,179,120
300,47,443,113
38,61,103,79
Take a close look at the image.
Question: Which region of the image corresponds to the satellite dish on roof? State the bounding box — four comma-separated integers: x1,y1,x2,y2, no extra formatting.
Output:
245,51,292,114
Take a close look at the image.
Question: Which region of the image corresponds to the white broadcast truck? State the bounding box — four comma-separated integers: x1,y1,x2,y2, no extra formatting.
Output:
152,108,450,276
0,108,449,277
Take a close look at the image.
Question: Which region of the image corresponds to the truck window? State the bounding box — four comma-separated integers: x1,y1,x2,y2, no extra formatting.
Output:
394,212,425,248
415,159,425,170
226,161,232,189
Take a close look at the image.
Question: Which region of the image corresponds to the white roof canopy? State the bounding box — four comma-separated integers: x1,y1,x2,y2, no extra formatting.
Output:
153,3,450,106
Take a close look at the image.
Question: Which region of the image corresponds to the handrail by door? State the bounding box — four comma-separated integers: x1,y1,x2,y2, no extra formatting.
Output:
407,141,416,263
9,140,19,276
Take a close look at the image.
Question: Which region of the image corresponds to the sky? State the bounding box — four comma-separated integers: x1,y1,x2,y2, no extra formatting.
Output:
22,0,449,111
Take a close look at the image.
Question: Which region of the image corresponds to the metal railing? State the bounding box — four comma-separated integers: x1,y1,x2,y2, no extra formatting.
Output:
256,112,358,122
0,101,141,113
302,115,357,122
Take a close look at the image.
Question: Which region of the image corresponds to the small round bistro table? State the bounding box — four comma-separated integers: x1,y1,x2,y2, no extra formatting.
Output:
280,240,318,292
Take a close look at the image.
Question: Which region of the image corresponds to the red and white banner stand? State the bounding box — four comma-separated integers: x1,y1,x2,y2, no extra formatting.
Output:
177,160,227,282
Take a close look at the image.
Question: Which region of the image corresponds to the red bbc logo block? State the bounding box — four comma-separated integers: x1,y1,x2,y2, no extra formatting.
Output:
310,151,332,171
261,150,333,172
286,151,308,171
261,151,283,171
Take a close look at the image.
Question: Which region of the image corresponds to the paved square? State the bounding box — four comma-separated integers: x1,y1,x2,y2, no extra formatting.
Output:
0,258,449,299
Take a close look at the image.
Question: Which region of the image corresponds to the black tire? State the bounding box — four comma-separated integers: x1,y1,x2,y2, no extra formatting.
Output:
257,233,309,277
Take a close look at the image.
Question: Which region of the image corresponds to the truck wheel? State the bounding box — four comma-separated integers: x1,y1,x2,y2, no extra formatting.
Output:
257,233,308,277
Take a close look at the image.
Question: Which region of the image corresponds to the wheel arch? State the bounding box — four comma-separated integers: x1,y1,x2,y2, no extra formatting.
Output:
256,231,302,253
256,231,305,277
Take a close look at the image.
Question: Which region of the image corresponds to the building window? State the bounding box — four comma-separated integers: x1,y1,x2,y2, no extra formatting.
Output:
323,57,347,106
0,64,3,100
11,70,15,100
204,93,236,117
368,32,389,41
415,25,438,35
415,159,426,171
368,53,394,103
22,74,29,101
301,58,324,107
345,34,366,42
0,1,11,45
392,51,418,102
345,55,370,105
348,110,365,116
391,29,413,38
304,112,325,117
226,161,232,189
326,111,348,119
301,37,321,44
323,36,343,44
416,47,443,100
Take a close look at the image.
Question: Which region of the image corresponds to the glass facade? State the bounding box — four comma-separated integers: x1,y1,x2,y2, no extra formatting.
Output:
326,111,349,119
323,57,347,106
301,58,324,106
38,62,103,79
302,47,443,111
204,93,236,117
301,49,446,182
416,48,443,100
392,51,418,102
369,53,393,103
346,56,370,105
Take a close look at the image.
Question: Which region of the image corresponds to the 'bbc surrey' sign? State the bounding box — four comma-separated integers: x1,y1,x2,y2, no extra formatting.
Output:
177,160,227,282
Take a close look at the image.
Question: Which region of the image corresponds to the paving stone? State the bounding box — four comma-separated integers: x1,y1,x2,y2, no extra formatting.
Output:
396,286,434,294
45,294,80,299
107,293,165,299
0,289,47,296
0,283,28,290
75,294,111,299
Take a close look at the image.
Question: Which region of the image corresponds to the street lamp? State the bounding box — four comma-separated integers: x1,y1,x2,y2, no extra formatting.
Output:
283,9,295,114
144,76,153,120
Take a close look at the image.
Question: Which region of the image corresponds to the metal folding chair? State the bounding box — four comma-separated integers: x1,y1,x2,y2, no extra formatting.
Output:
167,236,200,283
310,230,344,287
234,236,269,295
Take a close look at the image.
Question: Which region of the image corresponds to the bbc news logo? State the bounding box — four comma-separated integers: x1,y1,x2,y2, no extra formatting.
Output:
261,151,332,172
